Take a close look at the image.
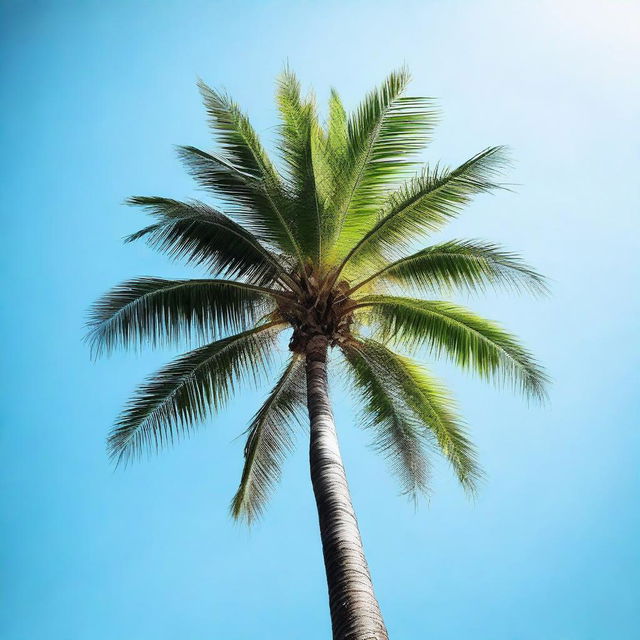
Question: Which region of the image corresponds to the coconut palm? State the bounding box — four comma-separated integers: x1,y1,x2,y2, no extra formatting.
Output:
88,68,547,640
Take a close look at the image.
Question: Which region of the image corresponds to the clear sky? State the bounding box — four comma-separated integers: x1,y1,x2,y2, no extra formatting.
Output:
1,1,639,638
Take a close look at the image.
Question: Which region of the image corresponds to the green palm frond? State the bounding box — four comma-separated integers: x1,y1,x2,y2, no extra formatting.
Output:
339,146,508,277
197,79,279,184
356,296,548,400
345,338,481,493
87,278,280,356
381,347,481,493
350,239,548,296
196,80,303,259
231,355,307,523
342,340,431,500
275,68,323,263
331,69,438,258
176,146,288,239
125,197,289,286
316,89,349,253
108,323,284,465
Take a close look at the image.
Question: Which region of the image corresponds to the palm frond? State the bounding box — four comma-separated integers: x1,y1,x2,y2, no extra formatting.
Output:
230,355,307,523
398,355,481,493
345,338,481,492
176,146,283,237
197,79,278,182
195,80,303,259
330,69,439,257
87,277,280,356
275,68,323,263
339,146,508,276
125,197,288,286
351,239,548,296
342,340,431,500
108,323,284,465
315,89,349,254
356,296,548,400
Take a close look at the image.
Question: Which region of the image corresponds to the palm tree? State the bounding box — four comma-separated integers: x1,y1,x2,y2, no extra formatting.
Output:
88,68,547,640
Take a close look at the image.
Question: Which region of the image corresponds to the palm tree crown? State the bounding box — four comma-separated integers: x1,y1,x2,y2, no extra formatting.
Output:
88,67,547,526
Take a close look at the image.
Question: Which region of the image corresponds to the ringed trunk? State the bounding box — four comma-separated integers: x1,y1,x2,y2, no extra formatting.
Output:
305,334,389,640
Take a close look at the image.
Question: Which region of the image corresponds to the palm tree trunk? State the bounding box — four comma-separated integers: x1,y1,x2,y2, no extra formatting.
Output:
305,334,389,640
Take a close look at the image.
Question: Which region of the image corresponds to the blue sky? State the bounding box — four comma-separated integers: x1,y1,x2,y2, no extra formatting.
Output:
1,1,639,638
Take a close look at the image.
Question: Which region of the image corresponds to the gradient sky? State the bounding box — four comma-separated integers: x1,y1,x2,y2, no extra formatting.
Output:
1,1,639,638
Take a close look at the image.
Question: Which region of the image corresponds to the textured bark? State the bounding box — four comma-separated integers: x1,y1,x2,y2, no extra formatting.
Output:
306,334,389,640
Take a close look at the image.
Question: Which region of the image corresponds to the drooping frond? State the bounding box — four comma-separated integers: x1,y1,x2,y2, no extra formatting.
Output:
275,68,323,262
356,296,548,400
350,239,548,296
397,355,481,493
87,277,280,356
108,323,284,465
125,197,288,286
339,146,508,277
230,355,307,523
331,69,439,258
344,338,481,493
342,340,431,499
195,80,302,258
